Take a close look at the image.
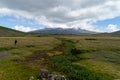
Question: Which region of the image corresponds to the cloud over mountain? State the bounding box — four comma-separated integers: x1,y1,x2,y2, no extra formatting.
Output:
0,0,120,32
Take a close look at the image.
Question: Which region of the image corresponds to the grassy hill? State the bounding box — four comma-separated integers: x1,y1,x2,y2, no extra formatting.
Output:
93,30,120,36
0,26,25,36
111,31,120,36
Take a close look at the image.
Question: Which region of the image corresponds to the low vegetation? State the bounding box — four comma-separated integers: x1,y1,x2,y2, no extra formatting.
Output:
0,36,120,80
0,37,60,80
50,38,114,80
63,36,120,79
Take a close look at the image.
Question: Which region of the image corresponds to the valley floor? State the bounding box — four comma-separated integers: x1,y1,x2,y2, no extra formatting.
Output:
0,36,120,80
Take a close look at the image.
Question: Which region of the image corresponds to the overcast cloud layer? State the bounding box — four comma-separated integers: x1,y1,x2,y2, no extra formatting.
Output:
0,0,120,32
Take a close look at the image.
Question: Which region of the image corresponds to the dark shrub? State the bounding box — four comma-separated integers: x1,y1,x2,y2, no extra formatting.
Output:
85,38,97,40
71,48,83,55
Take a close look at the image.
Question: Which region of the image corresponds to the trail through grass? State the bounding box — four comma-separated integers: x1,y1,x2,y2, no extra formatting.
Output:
0,36,119,80
49,38,114,80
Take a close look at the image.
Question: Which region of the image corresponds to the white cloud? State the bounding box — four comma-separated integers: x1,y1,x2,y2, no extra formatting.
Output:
14,25,36,32
0,0,120,32
92,24,120,33
106,24,119,32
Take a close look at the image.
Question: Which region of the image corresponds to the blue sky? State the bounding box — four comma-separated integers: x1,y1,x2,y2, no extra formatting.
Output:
0,15,44,32
93,17,120,32
94,17,120,28
0,0,120,32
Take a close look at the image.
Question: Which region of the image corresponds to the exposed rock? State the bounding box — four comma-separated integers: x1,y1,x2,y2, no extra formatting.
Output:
48,74,57,80
39,69,67,80
39,69,49,78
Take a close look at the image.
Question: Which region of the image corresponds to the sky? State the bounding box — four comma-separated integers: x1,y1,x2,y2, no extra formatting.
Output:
0,0,120,32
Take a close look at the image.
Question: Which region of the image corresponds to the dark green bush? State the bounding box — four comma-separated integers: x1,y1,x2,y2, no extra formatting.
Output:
71,48,81,55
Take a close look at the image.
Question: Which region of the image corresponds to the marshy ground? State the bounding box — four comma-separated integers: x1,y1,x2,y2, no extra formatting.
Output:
0,36,120,80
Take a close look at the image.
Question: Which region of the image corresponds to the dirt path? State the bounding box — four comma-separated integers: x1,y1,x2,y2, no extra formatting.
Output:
0,51,10,59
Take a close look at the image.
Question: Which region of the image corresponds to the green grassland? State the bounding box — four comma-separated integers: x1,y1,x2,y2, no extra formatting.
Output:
0,37,60,80
0,36,120,80
62,36,120,79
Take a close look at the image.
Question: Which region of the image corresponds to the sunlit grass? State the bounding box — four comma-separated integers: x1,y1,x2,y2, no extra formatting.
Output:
0,36,120,80
63,36,120,78
74,59,120,78
0,36,60,80
63,36,120,51
47,51,63,57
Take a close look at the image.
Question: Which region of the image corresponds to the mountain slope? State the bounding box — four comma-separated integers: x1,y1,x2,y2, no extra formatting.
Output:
0,26,25,36
110,30,120,36
31,28,96,35
94,30,120,36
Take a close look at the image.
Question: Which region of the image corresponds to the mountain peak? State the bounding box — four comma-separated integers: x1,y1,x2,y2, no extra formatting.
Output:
30,27,96,35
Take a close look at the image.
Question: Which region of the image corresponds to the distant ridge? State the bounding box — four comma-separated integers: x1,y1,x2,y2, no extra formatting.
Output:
30,28,96,35
94,30,120,36
0,26,25,36
110,30,120,36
